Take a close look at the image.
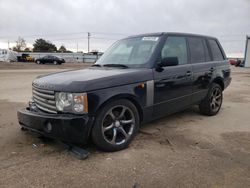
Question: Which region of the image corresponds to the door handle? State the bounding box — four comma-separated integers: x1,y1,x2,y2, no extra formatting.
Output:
186,71,192,77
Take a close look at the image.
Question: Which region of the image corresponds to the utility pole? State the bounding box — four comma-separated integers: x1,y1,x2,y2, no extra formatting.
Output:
87,32,91,53
7,40,9,49
76,43,78,52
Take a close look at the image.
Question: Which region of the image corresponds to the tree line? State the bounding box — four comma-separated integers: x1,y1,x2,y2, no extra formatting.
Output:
11,37,72,53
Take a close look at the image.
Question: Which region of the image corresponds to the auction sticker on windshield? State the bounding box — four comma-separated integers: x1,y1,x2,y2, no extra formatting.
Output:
142,37,159,41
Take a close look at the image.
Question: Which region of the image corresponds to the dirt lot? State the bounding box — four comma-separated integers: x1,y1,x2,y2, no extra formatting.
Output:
1,62,250,188
0,61,93,70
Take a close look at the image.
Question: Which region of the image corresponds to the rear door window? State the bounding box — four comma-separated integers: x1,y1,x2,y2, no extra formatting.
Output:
208,39,224,61
188,37,209,63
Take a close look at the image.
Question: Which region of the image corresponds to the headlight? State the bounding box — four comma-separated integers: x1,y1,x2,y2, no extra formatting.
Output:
55,92,88,114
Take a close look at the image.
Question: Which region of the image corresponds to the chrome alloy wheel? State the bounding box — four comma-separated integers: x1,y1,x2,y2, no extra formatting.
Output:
210,87,222,112
101,105,135,145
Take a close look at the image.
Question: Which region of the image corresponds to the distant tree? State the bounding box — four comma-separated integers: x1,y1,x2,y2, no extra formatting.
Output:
24,47,32,52
58,45,67,52
15,37,26,51
33,38,57,52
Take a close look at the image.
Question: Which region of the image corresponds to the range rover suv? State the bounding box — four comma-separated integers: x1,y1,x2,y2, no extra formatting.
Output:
17,32,231,151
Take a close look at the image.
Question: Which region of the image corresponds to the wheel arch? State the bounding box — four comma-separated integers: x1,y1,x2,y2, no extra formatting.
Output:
96,94,144,123
212,77,224,90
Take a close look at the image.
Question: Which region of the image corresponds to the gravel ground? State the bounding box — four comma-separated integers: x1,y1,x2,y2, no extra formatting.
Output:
0,62,250,188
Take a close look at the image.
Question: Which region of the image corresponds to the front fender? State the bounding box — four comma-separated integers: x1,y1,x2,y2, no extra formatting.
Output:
87,82,147,115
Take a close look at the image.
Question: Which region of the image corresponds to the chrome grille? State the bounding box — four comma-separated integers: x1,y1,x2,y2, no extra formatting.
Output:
32,86,57,113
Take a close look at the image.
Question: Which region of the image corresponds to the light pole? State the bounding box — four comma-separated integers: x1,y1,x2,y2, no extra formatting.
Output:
87,32,91,53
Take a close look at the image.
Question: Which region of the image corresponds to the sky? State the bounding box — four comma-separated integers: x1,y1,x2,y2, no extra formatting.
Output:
0,0,249,57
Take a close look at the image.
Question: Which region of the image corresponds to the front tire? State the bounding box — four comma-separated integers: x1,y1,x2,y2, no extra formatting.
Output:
91,99,140,152
53,61,58,65
199,83,223,116
36,60,40,64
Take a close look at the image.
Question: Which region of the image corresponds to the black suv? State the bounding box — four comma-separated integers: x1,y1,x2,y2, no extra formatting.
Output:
18,33,231,151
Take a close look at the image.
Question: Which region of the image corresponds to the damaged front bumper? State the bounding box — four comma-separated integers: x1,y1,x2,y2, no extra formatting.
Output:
17,104,94,144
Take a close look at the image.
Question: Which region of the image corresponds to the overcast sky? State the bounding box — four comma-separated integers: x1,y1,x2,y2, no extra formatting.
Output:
0,0,249,56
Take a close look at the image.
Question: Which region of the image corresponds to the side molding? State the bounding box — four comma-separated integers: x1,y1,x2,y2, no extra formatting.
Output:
146,80,154,107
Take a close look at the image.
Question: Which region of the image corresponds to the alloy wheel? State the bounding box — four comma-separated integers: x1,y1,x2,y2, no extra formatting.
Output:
101,105,135,145
210,87,222,112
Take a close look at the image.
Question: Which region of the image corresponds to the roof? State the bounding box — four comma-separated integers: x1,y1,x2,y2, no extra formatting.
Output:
125,32,217,40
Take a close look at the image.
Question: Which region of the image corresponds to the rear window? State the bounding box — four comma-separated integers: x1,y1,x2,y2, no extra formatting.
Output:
188,37,210,63
208,39,224,61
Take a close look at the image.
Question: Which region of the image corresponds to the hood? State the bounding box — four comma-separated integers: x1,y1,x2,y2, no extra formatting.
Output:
33,67,153,92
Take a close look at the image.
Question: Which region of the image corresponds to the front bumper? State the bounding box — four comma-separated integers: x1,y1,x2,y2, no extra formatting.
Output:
17,106,94,144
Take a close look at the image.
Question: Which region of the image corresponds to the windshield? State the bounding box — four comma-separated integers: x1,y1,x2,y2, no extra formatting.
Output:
96,36,160,68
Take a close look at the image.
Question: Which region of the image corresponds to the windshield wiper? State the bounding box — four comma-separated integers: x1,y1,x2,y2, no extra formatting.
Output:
103,64,129,68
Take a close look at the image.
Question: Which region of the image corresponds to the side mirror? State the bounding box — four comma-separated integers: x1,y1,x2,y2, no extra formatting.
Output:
159,57,178,67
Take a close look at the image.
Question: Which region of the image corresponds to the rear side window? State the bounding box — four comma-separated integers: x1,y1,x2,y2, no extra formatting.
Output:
188,37,210,63
161,36,188,65
208,39,224,61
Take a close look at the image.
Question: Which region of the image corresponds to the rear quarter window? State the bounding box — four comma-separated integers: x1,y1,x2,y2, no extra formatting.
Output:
208,39,225,61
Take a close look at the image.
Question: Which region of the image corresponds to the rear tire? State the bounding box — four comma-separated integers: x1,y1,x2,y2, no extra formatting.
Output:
53,61,57,65
91,99,140,152
199,83,223,116
36,60,40,64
